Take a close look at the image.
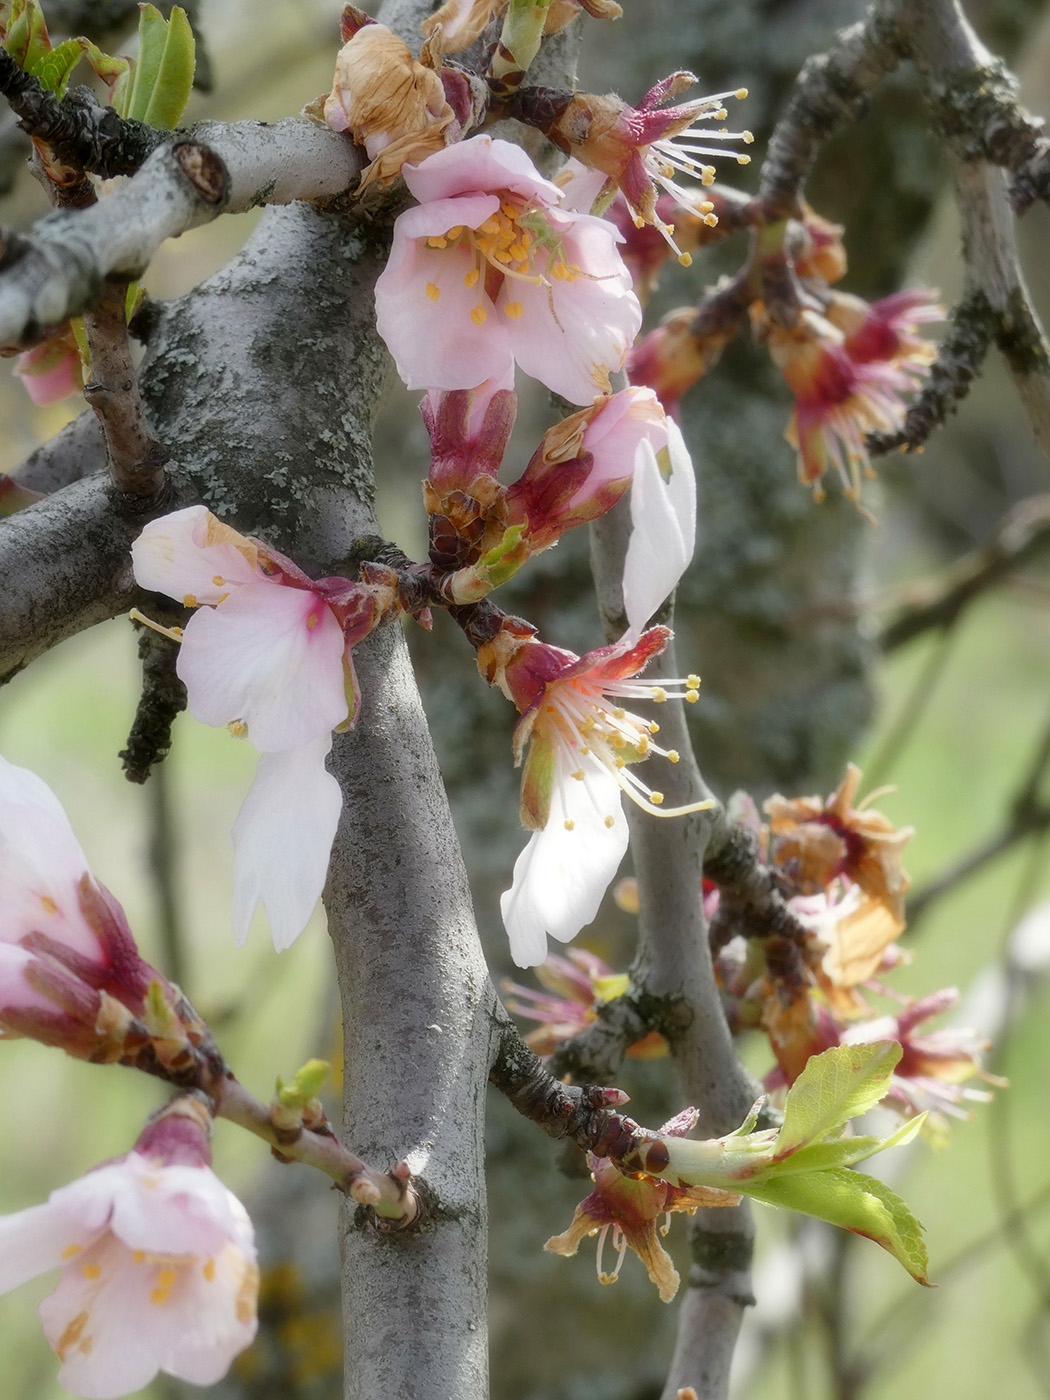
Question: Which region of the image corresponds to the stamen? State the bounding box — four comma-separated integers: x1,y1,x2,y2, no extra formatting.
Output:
129,607,183,644
425,282,441,302
564,819,575,831
470,306,488,326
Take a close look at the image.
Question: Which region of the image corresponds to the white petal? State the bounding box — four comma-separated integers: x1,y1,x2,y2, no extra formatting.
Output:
177,583,348,752
231,736,342,950
0,1200,79,1294
0,759,103,958
500,767,629,967
623,423,697,636
131,506,259,605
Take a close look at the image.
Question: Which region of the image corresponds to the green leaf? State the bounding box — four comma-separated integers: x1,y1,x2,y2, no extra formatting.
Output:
740,1166,930,1285
3,0,50,71
77,37,131,106
32,37,82,97
766,1113,926,1177
125,4,195,129
774,1042,903,1159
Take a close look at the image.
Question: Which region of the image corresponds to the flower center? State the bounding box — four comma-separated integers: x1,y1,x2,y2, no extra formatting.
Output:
543,673,708,819
424,197,581,325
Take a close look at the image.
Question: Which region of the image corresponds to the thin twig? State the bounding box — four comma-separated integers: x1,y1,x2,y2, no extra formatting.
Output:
876,494,1050,651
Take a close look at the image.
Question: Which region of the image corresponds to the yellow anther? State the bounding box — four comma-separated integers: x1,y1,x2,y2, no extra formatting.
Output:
307,613,319,630
701,171,715,185
678,251,693,266
743,130,755,143
81,1263,101,1279
564,819,575,831
604,815,616,828
79,1337,93,1355
470,306,488,326
686,689,699,703
715,108,728,120
132,1251,145,1265
182,593,198,608
464,268,480,289
737,154,751,164
228,719,248,737
426,235,448,248
736,87,748,99
425,282,440,302
651,687,668,703
203,1258,216,1282
504,301,524,319
40,895,57,915
62,1244,84,1260
445,225,463,239
704,213,719,227
613,707,626,719
667,750,680,763
615,757,626,769
211,575,224,587
650,792,665,805
687,674,701,688
648,721,660,734
572,769,585,781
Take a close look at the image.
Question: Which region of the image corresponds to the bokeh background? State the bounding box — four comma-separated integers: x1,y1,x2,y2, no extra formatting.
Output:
2,1,1050,1397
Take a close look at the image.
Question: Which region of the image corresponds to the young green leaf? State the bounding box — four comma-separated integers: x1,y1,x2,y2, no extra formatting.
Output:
125,4,195,129
2,0,50,71
740,1166,930,1284
32,37,83,97
774,1041,903,1159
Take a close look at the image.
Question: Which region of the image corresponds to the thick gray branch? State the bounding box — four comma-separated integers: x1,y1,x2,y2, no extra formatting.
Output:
901,0,1050,459
0,118,363,347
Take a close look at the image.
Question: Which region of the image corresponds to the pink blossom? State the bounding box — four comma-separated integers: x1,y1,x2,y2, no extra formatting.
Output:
132,506,399,948
374,135,641,404
0,1102,257,1398
490,628,707,965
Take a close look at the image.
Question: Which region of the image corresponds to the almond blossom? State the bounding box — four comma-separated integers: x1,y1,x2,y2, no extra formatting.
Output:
0,1098,257,1398
758,288,942,504
545,1107,738,1302
373,135,641,404
321,18,454,188
132,506,402,949
485,627,707,966
0,755,202,1069
535,74,751,261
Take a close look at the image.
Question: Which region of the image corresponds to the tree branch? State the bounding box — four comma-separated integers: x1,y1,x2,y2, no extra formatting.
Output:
0,118,364,348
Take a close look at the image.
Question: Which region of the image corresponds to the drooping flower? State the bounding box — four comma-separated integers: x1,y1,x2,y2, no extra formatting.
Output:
765,763,913,933
758,288,942,504
0,1097,257,1398
503,947,668,1058
373,134,641,404
841,988,1004,1128
0,755,206,1073
12,323,84,405
481,627,707,965
545,1106,738,1301
321,19,455,189
132,506,408,949
519,74,751,261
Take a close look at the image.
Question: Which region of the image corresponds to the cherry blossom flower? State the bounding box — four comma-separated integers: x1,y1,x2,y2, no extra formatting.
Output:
765,763,913,931
0,755,214,1073
132,506,404,949
545,1107,738,1301
758,288,942,504
373,135,641,404
841,988,1003,1127
0,1098,257,1398
503,947,667,1058
485,627,707,966
322,20,454,189
535,73,751,260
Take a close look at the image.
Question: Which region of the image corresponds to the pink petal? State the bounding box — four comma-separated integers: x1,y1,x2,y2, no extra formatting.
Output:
231,735,342,950
403,134,562,206
132,507,260,605
177,584,348,751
